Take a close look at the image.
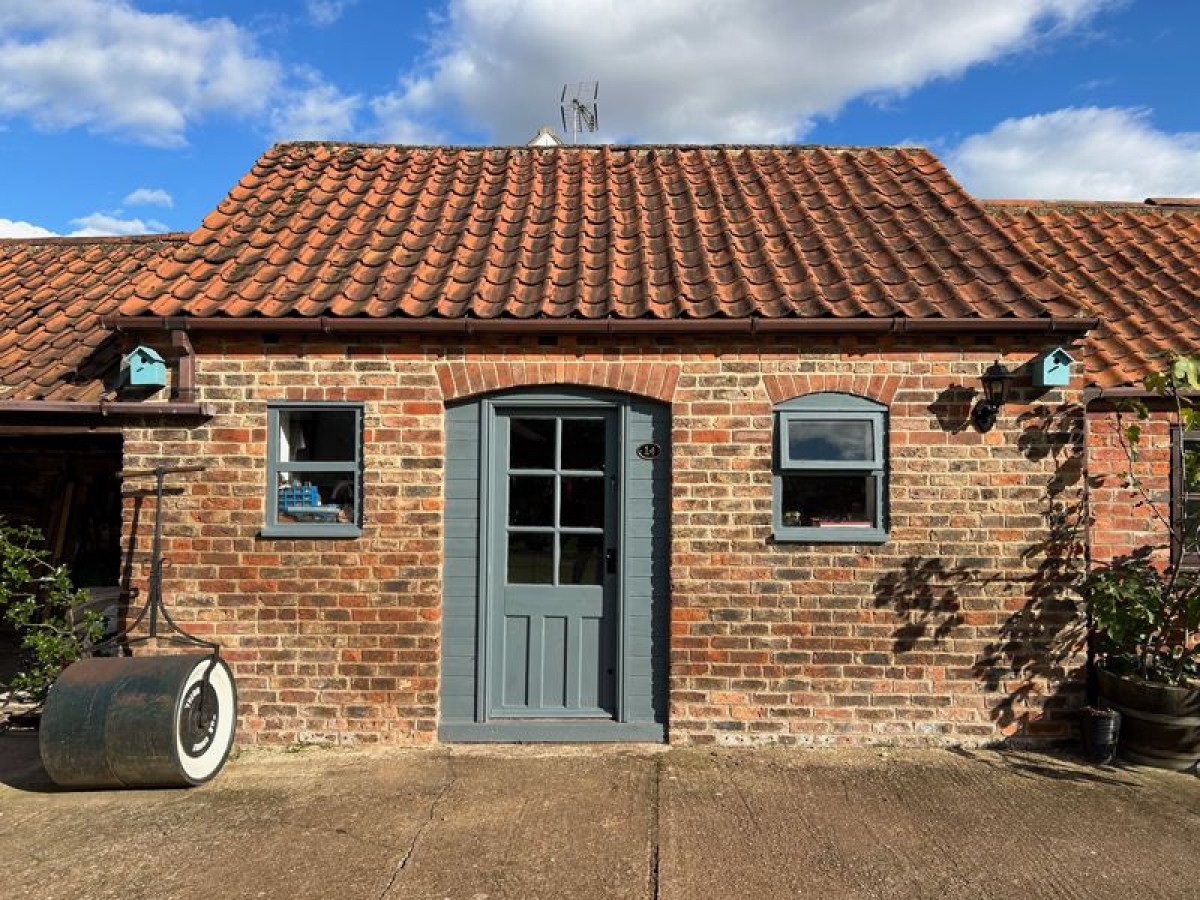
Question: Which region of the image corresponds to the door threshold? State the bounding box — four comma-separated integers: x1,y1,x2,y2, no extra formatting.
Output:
439,720,665,743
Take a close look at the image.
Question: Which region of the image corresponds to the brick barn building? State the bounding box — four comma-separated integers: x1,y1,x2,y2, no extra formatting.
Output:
1,143,1196,747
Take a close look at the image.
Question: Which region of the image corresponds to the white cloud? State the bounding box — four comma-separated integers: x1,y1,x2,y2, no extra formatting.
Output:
949,107,1200,199
0,217,56,238
67,212,169,237
271,70,363,140
0,209,174,238
370,0,1115,144
0,0,280,146
306,0,357,27
369,81,447,144
123,188,174,208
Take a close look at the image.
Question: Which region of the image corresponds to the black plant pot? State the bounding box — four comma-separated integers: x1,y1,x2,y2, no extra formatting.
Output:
1079,706,1121,764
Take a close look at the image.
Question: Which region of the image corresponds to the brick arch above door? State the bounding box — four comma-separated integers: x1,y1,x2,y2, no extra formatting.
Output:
436,361,679,404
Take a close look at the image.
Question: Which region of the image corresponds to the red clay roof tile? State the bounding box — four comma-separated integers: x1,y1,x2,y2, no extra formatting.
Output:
988,201,1200,387
0,234,187,402
122,143,1078,322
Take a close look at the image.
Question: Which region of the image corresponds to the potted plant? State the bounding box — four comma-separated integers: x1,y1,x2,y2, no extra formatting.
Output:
1083,354,1200,770
0,519,103,724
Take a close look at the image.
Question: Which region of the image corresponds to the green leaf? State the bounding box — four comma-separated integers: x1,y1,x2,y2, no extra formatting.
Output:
1172,355,1200,390
0,517,97,704
1144,371,1169,394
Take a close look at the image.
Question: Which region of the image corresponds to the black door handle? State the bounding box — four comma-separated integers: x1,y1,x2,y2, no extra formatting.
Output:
605,549,617,575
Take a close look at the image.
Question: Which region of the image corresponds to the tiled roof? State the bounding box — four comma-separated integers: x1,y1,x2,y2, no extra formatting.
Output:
120,143,1078,321
987,201,1200,387
0,235,187,402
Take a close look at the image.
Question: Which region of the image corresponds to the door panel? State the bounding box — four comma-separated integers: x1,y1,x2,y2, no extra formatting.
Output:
490,409,617,718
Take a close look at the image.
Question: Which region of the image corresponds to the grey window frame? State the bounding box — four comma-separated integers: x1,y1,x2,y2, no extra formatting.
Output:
1172,427,1199,570
772,392,889,544
262,402,363,539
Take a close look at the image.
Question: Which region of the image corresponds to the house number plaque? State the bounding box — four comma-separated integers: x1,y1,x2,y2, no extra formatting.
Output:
636,443,661,460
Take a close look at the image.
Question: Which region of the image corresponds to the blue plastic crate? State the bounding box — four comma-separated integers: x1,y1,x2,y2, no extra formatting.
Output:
278,483,320,514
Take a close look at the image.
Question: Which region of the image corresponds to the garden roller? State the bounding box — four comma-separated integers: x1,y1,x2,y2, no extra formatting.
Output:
39,464,237,789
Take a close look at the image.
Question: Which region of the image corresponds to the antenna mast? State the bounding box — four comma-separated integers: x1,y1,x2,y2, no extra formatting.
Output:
560,82,599,144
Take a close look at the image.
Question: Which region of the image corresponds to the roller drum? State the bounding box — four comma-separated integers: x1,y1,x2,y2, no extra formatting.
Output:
40,654,237,789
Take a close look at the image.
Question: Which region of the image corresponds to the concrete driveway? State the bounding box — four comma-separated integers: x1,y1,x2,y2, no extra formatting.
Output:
1,733,1197,900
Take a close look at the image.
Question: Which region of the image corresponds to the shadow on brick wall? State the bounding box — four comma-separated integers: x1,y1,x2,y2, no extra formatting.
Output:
873,399,1089,743
117,492,145,634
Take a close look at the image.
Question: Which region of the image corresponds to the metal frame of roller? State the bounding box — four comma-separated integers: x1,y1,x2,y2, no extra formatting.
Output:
40,654,237,788
37,464,238,790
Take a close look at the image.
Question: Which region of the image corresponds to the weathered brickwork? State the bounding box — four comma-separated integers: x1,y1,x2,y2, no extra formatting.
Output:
1086,410,1173,565
121,332,1088,747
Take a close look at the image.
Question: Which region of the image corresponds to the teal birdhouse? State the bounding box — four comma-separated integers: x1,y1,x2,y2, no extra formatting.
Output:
1032,347,1074,388
120,345,167,391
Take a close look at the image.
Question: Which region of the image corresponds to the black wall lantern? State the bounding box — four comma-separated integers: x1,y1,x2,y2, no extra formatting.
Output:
972,360,1014,432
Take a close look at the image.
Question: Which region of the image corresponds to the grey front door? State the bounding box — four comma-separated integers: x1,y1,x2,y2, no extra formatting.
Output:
489,409,618,718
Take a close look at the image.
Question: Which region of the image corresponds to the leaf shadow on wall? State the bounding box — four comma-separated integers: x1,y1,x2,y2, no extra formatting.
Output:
873,400,1089,743
927,385,978,434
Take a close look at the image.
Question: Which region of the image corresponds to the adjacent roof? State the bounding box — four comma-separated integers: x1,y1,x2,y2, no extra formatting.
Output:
0,234,187,401
988,201,1200,387
120,143,1078,322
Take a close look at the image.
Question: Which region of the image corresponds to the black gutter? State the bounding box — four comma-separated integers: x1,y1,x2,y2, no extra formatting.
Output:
0,401,214,418
103,315,1099,337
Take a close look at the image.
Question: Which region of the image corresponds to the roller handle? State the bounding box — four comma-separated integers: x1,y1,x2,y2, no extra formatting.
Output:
118,465,207,477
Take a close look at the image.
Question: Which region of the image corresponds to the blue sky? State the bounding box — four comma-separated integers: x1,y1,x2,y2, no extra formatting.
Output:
1,0,1197,238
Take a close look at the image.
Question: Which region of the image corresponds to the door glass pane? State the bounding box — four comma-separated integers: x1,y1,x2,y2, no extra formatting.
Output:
507,532,554,584
509,475,554,526
787,419,874,463
510,418,556,469
278,409,357,462
561,476,605,528
561,419,606,471
780,473,874,528
559,533,604,585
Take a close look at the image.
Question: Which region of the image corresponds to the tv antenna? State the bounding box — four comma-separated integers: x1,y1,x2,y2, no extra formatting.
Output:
560,82,598,144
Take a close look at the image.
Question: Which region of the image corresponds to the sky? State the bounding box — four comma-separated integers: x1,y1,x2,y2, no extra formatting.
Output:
1,0,1197,238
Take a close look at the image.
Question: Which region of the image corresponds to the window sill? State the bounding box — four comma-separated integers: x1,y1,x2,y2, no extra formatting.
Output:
772,526,888,545
258,524,363,540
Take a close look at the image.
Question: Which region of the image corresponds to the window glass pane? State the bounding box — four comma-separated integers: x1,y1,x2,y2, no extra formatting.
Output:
1184,440,1200,492
561,476,604,528
276,471,357,524
560,533,604,585
1184,499,1200,553
780,474,874,528
787,419,874,463
509,475,555,526
278,409,356,463
510,418,556,470
507,532,554,584
561,419,606,470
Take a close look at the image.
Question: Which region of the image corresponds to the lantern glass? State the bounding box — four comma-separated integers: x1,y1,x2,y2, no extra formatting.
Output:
980,362,1012,406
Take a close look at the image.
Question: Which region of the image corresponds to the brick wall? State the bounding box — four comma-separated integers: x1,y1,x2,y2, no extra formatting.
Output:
121,332,1088,747
1086,409,1173,564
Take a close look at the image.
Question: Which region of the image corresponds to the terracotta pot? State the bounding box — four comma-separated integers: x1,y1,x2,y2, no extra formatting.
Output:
1097,667,1200,771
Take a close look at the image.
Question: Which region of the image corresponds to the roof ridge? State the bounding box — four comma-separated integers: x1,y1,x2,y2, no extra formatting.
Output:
0,232,191,247
270,140,931,154
984,199,1200,214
